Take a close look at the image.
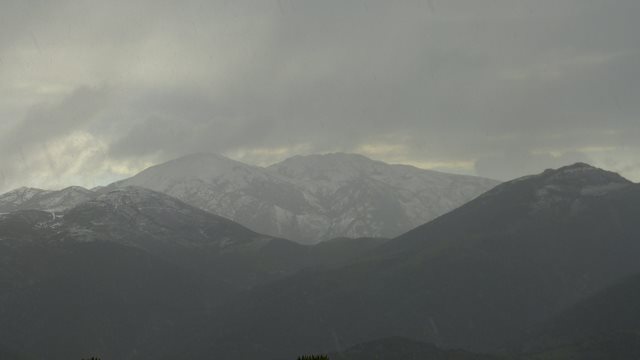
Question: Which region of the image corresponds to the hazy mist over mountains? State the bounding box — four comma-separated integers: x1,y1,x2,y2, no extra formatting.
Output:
0,153,498,244
2,161,640,359
113,153,498,243
2,1,639,359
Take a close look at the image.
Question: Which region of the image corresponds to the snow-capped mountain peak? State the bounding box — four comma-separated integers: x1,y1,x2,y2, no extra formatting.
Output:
542,163,631,189
268,153,386,181
0,186,94,213
0,153,501,244
111,153,279,193
0,187,50,212
112,153,499,243
475,162,633,216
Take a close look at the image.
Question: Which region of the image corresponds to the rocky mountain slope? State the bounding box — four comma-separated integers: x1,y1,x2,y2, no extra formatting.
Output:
0,186,390,360
112,153,499,243
170,163,640,359
4,162,637,359
0,186,94,213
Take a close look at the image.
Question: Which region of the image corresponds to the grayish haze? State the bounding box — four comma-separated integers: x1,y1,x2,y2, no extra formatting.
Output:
0,0,638,192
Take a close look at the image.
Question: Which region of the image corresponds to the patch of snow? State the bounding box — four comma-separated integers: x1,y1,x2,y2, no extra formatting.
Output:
113,153,500,243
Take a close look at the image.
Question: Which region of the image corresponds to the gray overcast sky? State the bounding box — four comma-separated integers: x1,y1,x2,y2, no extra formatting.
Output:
1,0,639,192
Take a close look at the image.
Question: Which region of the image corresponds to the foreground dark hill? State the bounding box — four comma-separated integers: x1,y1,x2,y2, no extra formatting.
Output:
0,187,384,287
0,187,386,360
525,333,640,360
171,163,640,359
0,188,250,359
522,273,640,358
0,240,205,360
0,345,31,360
330,337,499,360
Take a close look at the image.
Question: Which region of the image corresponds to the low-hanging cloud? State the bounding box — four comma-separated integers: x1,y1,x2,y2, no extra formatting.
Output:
1,0,639,192
2,86,109,151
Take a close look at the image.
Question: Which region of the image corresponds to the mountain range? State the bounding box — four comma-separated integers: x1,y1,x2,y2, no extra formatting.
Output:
0,153,499,244
0,186,94,214
160,163,640,359
0,186,387,359
1,161,639,359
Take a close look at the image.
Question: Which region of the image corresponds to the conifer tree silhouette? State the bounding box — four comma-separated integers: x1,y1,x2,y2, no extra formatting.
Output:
297,355,329,360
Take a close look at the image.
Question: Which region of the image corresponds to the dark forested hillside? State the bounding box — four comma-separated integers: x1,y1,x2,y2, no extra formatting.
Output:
161,164,640,359
1,165,639,360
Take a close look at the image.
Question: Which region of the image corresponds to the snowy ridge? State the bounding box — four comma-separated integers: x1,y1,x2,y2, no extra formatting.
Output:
0,186,273,252
0,186,94,213
473,162,633,215
0,187,50,212
0,153,500,244
113,153,500,244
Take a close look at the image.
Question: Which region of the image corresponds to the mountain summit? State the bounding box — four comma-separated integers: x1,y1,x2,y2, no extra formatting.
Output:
191,164,640,358
112,153,499,243
0,186,95,213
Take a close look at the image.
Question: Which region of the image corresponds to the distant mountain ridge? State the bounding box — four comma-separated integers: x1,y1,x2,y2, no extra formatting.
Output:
0,186,94,213
110,152,499,243
0,163,639,359
0,186,392,360
0,153,498,244
176,163,640,359
0,186,274,254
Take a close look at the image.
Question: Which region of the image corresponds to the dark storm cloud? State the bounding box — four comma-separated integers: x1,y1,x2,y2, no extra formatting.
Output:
0,0,639,191
2,86,109,152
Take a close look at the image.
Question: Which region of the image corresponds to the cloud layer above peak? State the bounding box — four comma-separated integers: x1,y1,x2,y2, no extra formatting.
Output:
1,0,639,192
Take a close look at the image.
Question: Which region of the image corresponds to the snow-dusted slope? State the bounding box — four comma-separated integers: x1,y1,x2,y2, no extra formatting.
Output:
0,186,95,213
269,153,499,241
0,187,50,213
0,186,273,251
110,153,320,241
113,153,499,244
61,186,274,251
